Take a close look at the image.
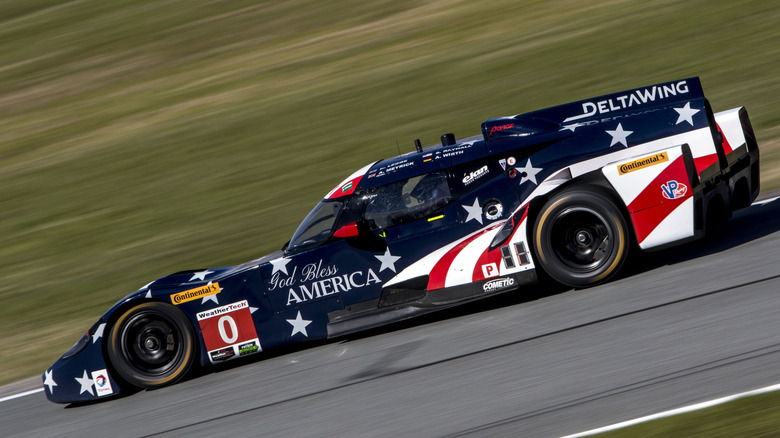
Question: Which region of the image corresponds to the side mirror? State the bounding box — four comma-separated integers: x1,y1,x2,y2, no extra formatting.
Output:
333,222,360,238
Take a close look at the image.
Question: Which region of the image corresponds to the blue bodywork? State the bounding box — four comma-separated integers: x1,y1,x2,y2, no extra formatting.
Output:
43,77,758,403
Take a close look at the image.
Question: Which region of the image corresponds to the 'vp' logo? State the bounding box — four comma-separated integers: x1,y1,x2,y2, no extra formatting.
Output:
661,180,688,200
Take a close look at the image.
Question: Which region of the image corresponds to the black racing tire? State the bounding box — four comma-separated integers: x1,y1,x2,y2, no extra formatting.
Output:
532,189,629,288
107,301,196,389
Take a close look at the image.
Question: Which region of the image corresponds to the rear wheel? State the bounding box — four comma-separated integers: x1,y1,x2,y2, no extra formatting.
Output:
533,189,629,288
107,301,196,389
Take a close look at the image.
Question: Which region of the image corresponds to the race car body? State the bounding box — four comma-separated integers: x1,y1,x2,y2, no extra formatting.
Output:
43,77,759,403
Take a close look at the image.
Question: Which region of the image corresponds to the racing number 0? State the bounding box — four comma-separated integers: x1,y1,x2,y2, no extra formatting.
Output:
217,315,239,344
197,300,258,352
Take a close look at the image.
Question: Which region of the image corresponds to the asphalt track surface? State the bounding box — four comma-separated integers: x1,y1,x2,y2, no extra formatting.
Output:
2,195,780,438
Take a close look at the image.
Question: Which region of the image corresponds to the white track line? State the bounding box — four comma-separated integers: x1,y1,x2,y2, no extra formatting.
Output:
560,382,780,437
0,387,43,403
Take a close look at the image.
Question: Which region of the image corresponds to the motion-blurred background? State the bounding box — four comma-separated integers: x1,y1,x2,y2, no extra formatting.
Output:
1,0,778,385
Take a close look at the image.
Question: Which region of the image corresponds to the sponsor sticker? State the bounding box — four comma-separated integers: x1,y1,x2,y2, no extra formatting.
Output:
463,165,489,185
171,282,221,305
210,347,235,362
91,369,113,397
196,300,249,320
564,80,690,123
507,157,516,166
238,341,260,356
489,123,514,136
341,181,353,193
197,300,261,363
481,263,499,278
661,180,688,200
482,277,516,293
618,152,668,175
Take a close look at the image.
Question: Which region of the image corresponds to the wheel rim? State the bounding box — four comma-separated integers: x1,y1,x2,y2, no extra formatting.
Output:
549,206,613,272
120,311,185,376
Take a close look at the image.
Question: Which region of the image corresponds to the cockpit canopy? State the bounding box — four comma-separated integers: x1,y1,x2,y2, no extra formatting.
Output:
287,170,455,252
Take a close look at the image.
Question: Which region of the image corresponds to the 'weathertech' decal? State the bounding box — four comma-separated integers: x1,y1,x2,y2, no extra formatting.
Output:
171,282,220,305
618,152,668,175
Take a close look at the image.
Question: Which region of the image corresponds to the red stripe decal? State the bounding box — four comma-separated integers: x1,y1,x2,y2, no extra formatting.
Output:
693,154,718,174
427,226,499,291
716,123,733,154
471,209,529,281
627,156,692,244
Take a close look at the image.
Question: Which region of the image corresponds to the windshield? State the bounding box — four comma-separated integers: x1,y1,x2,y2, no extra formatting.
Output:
288,199,345,251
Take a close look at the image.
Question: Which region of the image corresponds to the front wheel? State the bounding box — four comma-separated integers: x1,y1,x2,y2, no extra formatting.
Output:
107,301,196,389
532,189,629,288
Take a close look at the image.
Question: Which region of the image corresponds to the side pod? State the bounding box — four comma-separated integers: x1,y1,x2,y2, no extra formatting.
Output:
602,144,703,250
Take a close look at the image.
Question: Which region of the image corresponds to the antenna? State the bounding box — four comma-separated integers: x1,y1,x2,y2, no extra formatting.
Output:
396,140,401,155
414,139,423,153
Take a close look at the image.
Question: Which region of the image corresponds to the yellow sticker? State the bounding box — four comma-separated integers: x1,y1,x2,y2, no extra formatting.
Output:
171,282,220,305
618,152,669,175
427,214,445,222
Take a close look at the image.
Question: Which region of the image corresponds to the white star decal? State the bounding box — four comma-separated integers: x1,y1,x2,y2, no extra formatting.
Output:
43,370,57,394
674,102,700,126
462,197,483,224
375,248,401,273
145,290,152,299
270,257,291,275
560,122,584,132
250,307,259,314
75,370,94,396
516,158,543,186
189,270,214,282
287,311,312,337
201,281,221,305
606,123,633,148
92,323,105,343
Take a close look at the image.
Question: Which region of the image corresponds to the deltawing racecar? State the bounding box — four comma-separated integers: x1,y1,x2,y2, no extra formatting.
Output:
43,77,759,403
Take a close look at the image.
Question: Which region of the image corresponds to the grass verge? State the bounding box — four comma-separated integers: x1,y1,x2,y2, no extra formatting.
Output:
595,389,780,438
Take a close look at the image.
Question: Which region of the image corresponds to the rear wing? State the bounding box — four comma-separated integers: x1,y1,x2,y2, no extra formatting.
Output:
481,77,707,146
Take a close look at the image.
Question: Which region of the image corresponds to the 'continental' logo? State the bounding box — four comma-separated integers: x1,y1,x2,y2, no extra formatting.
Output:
618,152,668,175
171,282,220,305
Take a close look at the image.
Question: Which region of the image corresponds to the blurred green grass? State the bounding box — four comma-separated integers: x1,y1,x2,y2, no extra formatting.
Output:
596,389,780,437
1,0,778,385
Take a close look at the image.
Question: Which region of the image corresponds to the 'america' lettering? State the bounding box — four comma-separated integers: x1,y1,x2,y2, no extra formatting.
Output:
286,269,381,305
